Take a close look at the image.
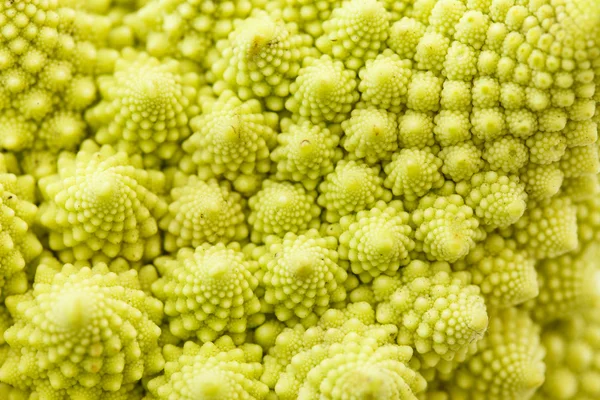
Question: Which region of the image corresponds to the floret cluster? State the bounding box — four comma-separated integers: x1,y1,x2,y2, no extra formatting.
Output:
0,0,599,399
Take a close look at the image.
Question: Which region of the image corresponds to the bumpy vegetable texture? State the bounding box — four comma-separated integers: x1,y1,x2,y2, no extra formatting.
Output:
0,0,599,399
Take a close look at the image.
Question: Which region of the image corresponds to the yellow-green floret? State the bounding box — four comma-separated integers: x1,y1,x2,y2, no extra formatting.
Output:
523,244,600,324
512,196,578,259
38,141,167,262
248,180,321,243
438,141,484,182
370,260,488,370
412,194,484,263
316,0,390,70
535,298,600,400
211,11,316,111
457,234,538,309
152,243,262,343
358,50,412,112
318,159,392,222
341,107,399,164
147,336,269,400
86,50,201,163
0,262,164,399
443,308,546,400
457,171,527,229
384,148,445,201
0,179,41,299
261,306,427,399
252,230,347,324
285,55,359,123
0,0,98,152
159,175,247,252
338,200,414,282
181,90,278,194
271,119,342,190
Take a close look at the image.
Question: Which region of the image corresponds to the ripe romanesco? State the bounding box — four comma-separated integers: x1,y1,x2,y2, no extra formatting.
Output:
0,0,599,399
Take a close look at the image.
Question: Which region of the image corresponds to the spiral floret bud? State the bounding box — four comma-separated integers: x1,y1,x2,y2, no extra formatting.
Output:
160,176,247,252
316,0,390,70
256,230,347,323
0,263,164,399
383,149,444,201
147,336,269,400
459,171,527,229
372,261,488,369
318,160,392,222
182,91,278,194
271,120,342,190
38,141,167,262
338,200,414,282
152,244,262,343
445,308,545,400
285,55,359,123
412,195,483,263
341,108,399,164
248,180,321,243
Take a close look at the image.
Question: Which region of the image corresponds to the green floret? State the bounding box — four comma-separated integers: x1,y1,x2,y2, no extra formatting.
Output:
454,10,489,50
248,180,321,243
563,120,598,148
387,17,426,59
457,234,538,309
358,50,412,112
412,194,483,263
38,141,167,262
536,298,600,400
523,244,600,324
519,163,564,201
471,77,500,109
86,50,201,164
0,0,98,152
147,336,269,400
129,0,256,65
371,260,488,371
318,160,392,223
383,148,444,201
482,135,529,173
526,132,567,164
341,108,399,164
18,149,59,180
262,0,342,38
512,196,578,260
285,55,359,123
470,107,506,141
415,32,450,73
181,90,278,195
315,0,390,70
438,140,484,182
152,243,263,343
443,41,477,81
560,175,600,202
338,200,414,282
261,308,426,399
428,0,466,37
0,180,41,300
211,11,316,111
253,230,347,324
406,71,443,112
433,110,472,146
0,262,164,399
560,144,600,178
399,111,436,149
444,308,545,400
159,175,247,252
457,171,527,229
271,119,342,190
